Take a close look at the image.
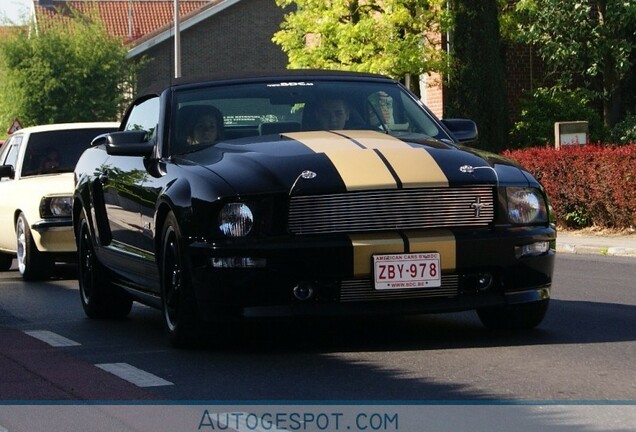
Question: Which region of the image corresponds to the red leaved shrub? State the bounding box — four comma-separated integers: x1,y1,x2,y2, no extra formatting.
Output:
502,144,636,229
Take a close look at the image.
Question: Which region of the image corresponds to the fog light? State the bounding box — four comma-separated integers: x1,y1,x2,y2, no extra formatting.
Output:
211,257,266,268
462,272,494,292
515,241,550,258
293,282,315,301
476,273,493,290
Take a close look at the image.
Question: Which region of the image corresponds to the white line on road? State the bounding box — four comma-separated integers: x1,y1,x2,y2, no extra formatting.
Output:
23,330,81,347
95,363,173,387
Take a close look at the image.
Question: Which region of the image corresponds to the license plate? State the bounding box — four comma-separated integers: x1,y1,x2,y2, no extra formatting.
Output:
373,252,441,290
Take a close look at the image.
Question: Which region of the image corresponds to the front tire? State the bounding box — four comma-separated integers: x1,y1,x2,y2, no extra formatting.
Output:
160,212,203,348
477,299,549,330
16,212,53,281
77,211,132,319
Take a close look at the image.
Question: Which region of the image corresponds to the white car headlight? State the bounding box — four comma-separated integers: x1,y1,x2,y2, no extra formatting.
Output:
506,187,548,224
218,203,254,237
40,196,73,218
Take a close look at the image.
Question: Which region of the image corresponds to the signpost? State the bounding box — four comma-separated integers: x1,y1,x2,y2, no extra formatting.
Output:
6,117,22,135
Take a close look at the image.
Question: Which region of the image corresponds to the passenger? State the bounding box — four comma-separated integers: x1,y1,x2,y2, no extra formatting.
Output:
184,106,224,145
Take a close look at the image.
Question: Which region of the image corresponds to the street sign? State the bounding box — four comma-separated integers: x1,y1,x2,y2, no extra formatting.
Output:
7,117,22,135
554,121,588,149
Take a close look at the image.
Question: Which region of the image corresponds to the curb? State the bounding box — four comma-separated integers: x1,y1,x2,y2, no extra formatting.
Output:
556,244,636,258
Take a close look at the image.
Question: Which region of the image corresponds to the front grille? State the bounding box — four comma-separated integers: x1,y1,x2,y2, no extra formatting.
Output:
340,275,459,302
288,186,495,234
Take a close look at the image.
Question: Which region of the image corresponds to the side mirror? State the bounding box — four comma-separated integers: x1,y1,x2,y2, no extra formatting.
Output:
441,119,479,144
100,131,154,157
0,165,15,179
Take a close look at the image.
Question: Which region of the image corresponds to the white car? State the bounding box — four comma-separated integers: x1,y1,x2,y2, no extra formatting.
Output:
0,122,118,280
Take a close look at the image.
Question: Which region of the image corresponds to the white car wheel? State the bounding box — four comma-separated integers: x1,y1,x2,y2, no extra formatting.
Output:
15,213,53,281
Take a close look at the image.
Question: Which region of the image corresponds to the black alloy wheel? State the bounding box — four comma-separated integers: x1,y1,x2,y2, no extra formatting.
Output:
161,212,202,348
77,211,132,319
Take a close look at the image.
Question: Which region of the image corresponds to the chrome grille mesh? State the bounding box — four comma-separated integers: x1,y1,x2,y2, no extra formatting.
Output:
288,186,494,234
340,276,459,302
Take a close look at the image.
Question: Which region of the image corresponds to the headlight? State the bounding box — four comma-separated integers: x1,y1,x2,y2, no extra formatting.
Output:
506,187,548,224
218,203,254,237
40,196,73,218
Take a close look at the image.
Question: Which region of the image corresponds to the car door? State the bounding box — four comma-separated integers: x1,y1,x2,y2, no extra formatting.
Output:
100,96,161,285
0,134,23,252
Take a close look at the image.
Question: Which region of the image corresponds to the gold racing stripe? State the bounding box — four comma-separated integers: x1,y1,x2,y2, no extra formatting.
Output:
342,131,449,188
338,130,410,149
378,148,448,188
326,150,398,190
348,233,405,278
404,229,456,271
286,130,448,190
284,131,397,190
284,131,363,152
348,230,456,277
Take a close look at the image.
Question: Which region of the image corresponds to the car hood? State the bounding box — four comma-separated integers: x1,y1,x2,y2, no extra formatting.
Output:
182,130,533,196
16,171,74,193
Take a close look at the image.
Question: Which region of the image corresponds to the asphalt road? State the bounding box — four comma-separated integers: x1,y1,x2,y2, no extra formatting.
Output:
0,253,635,430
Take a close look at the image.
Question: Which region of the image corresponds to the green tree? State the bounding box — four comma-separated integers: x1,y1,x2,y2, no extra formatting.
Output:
272,0,451,93
514,0,636,128
0,9,135,133
444,0,508,152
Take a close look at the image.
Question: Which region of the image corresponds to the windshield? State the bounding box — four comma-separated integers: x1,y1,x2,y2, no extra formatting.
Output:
21,128,116,177
171,79,451,155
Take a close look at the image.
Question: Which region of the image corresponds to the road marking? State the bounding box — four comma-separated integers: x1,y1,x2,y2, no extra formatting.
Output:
0,424,8,432
96,363,173,387
23,330,81,347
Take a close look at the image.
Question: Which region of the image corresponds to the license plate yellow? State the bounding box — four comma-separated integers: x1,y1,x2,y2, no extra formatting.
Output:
373,252,441,290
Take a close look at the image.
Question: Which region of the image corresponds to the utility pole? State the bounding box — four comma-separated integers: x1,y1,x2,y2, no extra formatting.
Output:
128,0,133,38
174,0,181,78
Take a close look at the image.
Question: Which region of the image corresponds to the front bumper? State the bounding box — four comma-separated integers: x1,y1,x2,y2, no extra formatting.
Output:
186,226,556,321
30,218,75,253
31,218,72,232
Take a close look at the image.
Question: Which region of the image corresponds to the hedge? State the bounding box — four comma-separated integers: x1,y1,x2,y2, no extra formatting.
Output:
502,144,636,229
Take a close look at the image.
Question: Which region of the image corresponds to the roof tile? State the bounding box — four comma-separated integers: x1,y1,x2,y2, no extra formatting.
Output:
35,1,208,42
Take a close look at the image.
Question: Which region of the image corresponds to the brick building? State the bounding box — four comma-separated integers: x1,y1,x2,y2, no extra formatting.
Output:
33,0,208,41
20,0,537,121
28,0,291,96
504,43,543,124
127,0,290,92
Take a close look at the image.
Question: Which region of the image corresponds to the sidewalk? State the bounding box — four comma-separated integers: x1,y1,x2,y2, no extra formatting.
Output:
556,229,636,257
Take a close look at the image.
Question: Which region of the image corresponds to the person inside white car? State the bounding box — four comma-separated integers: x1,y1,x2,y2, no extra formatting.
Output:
39,147,60,172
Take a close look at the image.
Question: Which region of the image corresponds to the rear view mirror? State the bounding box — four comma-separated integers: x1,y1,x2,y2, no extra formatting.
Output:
0,165,15,179
99,131,154,157
441,119,479,144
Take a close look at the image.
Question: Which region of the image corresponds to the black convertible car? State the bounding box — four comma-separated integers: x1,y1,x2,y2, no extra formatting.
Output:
73,70,555,346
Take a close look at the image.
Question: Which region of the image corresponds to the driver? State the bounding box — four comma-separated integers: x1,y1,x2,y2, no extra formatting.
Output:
314,98,351,130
